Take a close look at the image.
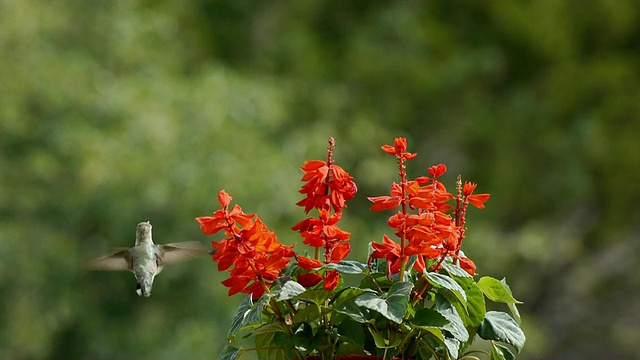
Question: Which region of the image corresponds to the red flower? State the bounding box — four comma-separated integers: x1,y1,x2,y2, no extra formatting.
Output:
297,269,341,291
198,137,489,305
297,256,323,270
218,190,233,208
196,191,255,235
329,165,357,211
292,210,348,247
327,241,350,263
458,256,476,276
370,235,402,274
428,164,447,178
323,270,340,291
368,195,402,211
296,161,357,213
297,160,330,213
297,273,324,288
293,138,356,266
381,138,417,160
196,191,294,299
463,182,490,209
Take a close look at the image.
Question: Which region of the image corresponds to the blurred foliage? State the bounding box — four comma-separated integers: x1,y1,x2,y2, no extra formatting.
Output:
1,0,639,359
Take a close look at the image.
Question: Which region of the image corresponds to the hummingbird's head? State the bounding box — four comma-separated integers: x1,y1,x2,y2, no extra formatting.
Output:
135,221,152,244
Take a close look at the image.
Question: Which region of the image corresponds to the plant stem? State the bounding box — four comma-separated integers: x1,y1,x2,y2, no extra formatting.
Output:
398,155,407,282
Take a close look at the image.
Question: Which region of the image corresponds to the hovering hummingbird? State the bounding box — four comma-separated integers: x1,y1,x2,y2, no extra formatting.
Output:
88,221,208,297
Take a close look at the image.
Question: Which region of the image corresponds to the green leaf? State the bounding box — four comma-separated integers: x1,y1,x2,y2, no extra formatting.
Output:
334,299,371,323
387,281,413,313
354,282,412,324
477,277,522,304
426,271,467,303
444,338,460,360
413,308,448,328
331,287,370,307
278,281,306,301
359,273,394,291
292,322,313,352
292,303,321,324
479,311,526,353
244,295,268,327
490,342,516,360
273,331,290,347
442,262,473,278
228,295,254,336
501,279,522,324
331,287,373,323
435,294,469,343
507,302,521,325
324,260,368,274
367,326,402,349
251,323,285,336
418,326,446,343
255,331,292,360
418,344,437,360
217,345,240,360
227,295,268,336
454,276,486,330
296,289,331,305
337,318,365,349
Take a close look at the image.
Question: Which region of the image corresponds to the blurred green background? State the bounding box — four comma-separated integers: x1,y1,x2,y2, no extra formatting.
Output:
1,0,639,359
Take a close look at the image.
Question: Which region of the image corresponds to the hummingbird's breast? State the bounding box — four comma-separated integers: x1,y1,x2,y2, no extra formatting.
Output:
131,243,159,275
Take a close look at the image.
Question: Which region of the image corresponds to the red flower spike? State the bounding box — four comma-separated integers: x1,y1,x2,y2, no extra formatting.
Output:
197,190,295,299
292,138,356,265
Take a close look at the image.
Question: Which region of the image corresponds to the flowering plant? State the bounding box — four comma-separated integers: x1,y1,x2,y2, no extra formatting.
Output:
197,137,525,360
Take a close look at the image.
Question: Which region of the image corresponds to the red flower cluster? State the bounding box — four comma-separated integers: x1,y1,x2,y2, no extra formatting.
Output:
196,190,294,299
368,138,489,278
292,137,357,290
196,137,488,301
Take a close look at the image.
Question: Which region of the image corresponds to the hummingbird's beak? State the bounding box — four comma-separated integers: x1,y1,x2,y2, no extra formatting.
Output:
136,282,152,297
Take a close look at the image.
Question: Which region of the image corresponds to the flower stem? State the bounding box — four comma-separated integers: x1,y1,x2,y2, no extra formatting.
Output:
398,155,407,282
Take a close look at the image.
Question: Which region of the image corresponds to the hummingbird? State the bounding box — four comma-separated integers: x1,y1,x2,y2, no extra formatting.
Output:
88,221,208,297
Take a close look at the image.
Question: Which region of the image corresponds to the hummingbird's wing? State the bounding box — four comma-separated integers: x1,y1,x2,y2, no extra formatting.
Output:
87,249,132,271
158,241,209,266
